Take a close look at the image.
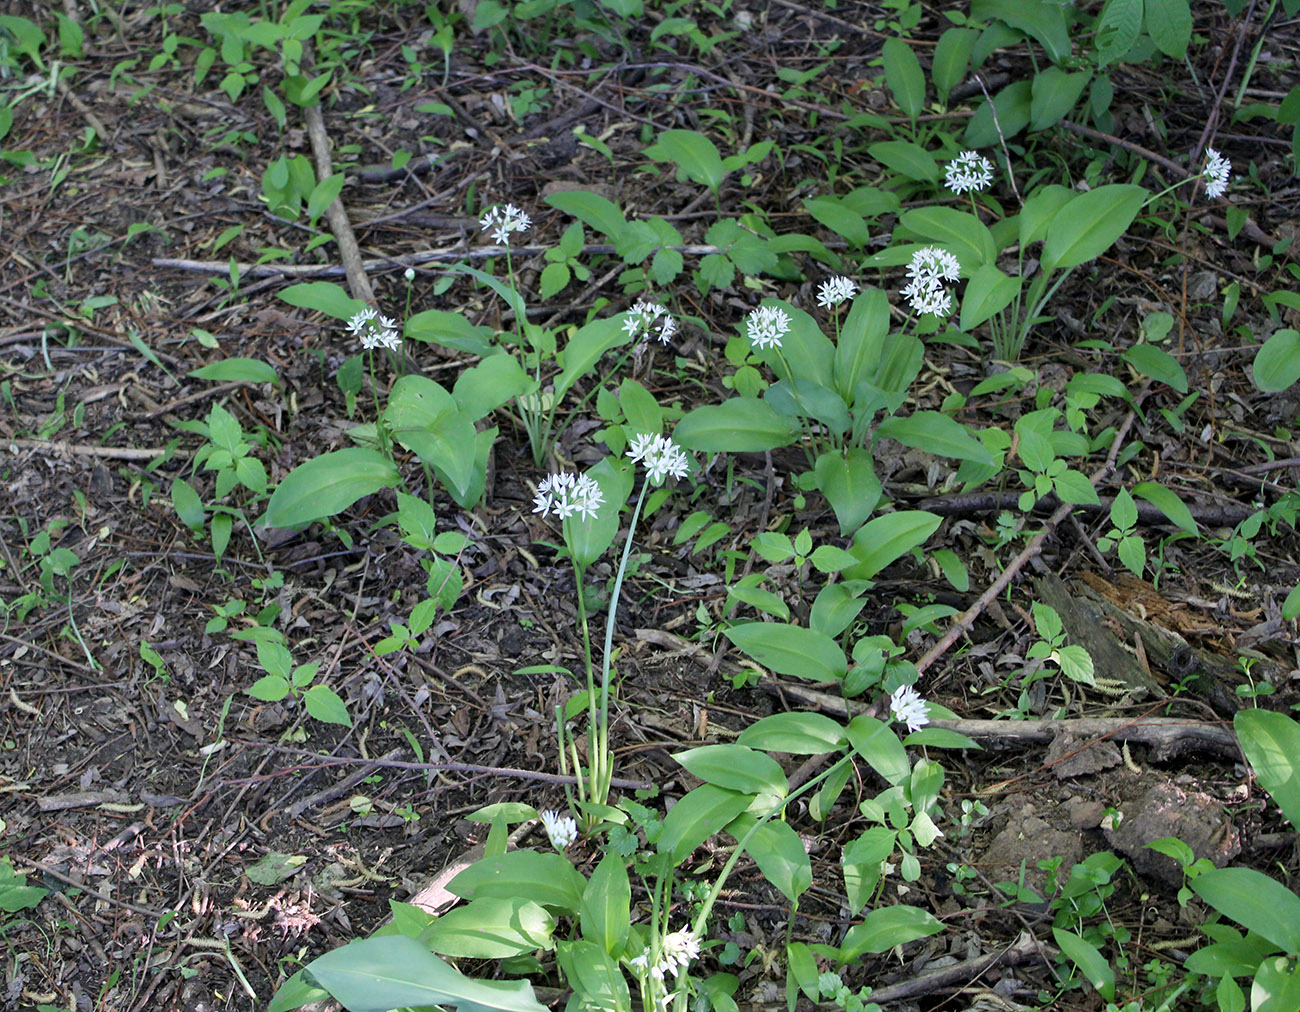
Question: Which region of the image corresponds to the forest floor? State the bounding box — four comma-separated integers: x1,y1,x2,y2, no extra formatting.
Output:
2,3,1299,1011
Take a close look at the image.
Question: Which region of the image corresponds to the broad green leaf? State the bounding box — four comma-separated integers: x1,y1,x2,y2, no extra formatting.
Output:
306,936,548,1012
449,850,587,914
278,281,363,321
1185,933,1280,978
970,0,1071,62
674,400,801,452
727,583,790,621
846,715,909,785
931,27,977,101
881,37,925,119
1122,343,1188,392
1095,0,1143,68
1053,928,1115,1000
406,309,498,357
1144,0,1192,56
737,713,847,754
1252,956,1300,1012
566,457,634,572
675,744,788,797
306,173,345,225
171,478,204,529
580,852,630,957
903,727,980,749
841,827,896,914
840,906,944,959
898,206,996,269
189,358,280,385
427,896,555,958
1041,185,1146,272
809,582,870,638
302,685,351,727
763,379,849,435
1253,329,1300,392
453,354,535,422
1192,868,1300,954
264,448,399,528
539,261,569,300
618,378,662,435
877,412,993,466
804,196,872,247
555,316,632,401
1030,67,1091,131
556,940,631,1012
545,190,627,239
268,970,329,1012
959,264,1020,331
727,815,812,902
658,784,754,864
1052,469,1101,506
833,287,890,401
1235,709,1300,829
1019,184,1076,247
386,375,478,494
1131,481,1198,535
814,449,882,536
964,80,1032,147
723,622,847,683
867,141,938,183
644,129,725,192
786,942,820,1003
844,510,943,581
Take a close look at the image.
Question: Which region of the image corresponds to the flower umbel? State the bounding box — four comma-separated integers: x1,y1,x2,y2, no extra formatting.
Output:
1202,147,1231,199
901,246,961,318
480,203,532,245
627,433,690,485
623,300,678,345
348,308,401,350
817,276,858,309
629,929,701,983
890,684,930,734
945,150,995,195
906,246,961,284
533,472,604,522
746,305,791,350
539,810,578,850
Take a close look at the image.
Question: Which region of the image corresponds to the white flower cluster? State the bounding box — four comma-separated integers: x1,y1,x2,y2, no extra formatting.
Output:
945,150,995,195
889,684,930,734
627,433,690,485
480,203,532,245
817,276,858,309
539,809,578,850
348,307,401,351
746,304,791,350
1202,147,1231,200
900,246,960,318
623,300,678,345
628,929,701,982
533,472,604,521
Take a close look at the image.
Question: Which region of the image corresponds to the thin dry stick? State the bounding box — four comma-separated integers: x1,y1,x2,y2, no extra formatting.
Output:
915,406,1139,679
8,439,168,460
300,41,374,306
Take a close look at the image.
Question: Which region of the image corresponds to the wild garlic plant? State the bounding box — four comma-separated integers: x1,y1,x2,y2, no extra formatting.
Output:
535,429,691,814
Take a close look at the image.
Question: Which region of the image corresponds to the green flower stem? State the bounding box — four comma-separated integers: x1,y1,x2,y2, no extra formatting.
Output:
594,477,651,805
566,548,601,803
